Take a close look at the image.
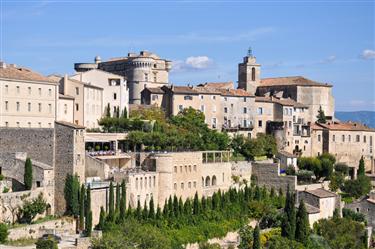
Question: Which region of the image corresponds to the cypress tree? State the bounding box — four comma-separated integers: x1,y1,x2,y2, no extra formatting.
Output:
173,195,179,217
358,156,365,176
64,174,80,216
115,183,120,214
333,208,340,220
184,198,191,215
106,103,111,117
122,107,128,118
24,158,33,190
193,192,200,215
212,192,219,210
135,199,141,220
178,197,183,215
282,185,296,240
96,206,106,230
85,211,92,237
168,196,173,217
149,197,155,219
126,204,132,218
120,180,126,220
254,186,261,201
163,200,168,217
201,196,207,211
295,200,310,243
156,205,161,220
86,185,91,217
317,106,327,123
142,200,148,220
79,184,86,231
261,185,267,200
108,182,115,221
270,187,276,198
253,225,260,249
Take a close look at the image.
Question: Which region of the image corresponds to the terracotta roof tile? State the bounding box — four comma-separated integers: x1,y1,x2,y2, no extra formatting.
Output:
255,96,307,108
164,85,253,97
260,76,332,87
197,81,234,89
315,121,375,132
0,65,58,84
305,188,337,198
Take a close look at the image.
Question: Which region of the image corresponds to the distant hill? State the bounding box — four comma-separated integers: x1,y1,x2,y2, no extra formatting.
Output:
335,111,375,128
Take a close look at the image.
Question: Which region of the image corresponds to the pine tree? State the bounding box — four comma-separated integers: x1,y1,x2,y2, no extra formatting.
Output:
115,183,120,214
252,225,260,249
85,211,92,237
108,182,115,221
120,180,126,220
79,184,86,231
316,106,327,123
295,200,310,243
24,158,33,190
96,206,106,230
358,156,365,176
149,197,155,219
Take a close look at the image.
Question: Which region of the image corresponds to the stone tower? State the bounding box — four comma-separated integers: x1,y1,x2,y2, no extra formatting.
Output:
238,49,261,95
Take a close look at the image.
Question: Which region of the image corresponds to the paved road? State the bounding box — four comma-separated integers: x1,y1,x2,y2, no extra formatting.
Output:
1,234,79,249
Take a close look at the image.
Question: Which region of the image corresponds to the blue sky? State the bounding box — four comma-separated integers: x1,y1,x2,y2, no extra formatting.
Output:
1,0,374,111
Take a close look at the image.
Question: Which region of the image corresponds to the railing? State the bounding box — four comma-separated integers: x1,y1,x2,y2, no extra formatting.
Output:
222,124,254,132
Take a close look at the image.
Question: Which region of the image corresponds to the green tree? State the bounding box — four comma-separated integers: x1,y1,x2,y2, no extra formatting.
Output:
281,185,296,240
0,223,8,243
85,211,92,237
86,185,91,216
120,180,126,220
342,175,372,198
149,197,155,219
79,184,86,231
64,174,80,216
19,193,47,224
135,200,142,220
231,135,245,157
96,206,106,230
316,106,327,123
238,225,253,249
193,192,200,215
358,156,365,176
122,107,128,118
108,182,115,221
252,225,260,249
116,183,120,214
24,158,33,190
295,200,310,243
35,237,58,249
105,103,111,117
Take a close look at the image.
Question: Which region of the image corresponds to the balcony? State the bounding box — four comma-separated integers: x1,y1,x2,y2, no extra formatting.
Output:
222,124,254,132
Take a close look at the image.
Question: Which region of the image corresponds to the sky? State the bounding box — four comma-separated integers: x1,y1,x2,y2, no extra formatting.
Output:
1,0,374,111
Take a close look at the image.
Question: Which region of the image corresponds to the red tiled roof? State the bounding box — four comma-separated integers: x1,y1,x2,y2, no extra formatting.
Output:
197,81,234,90
0,65,58,84
315,121,375,132
260,76,332,87
255,96,307,108
164,85,253,97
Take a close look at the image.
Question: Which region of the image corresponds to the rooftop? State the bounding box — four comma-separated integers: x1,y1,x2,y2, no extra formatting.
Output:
163,85,253,97
0,63,58,84
305,188,336,198
314,121,375,132
260,76,332,88
197,81,234,90
55,121,86,129
255,96,307,108
304,203,321,214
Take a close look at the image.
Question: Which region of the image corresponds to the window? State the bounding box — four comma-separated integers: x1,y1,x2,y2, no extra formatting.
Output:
342,135,345,142
38,122,41,128
28,102,31,112
258,120,262,127
181,182,184,190
193,181,197,188
136,178,138,189
332,135,335,142
75,87,79,95
64,104,67,114
289,121,292,128
243,97,247,102
178,105,183,111
75,103,79,111
38,88,41,95
224,107,228,113
152,94,158,101
224,97,227,101
28,122,31,128
243,107,247,114
113,93,117,100
5,122,8,127
200,105,205,112
174,183,177,190
16,86,20,94
16,102,20,111
189,165,191,172
48,123,51,128
251,67,256,81
48,104,52,113
185,165,187,173
153,72,157,82
356,135,360,142
48,89,52,96
5,101,8,111
180,166,183,172
212,118,217,129
243,120,248,127
28,87,31,94
144,73,149,81
212,95,216,100
16,122,20,127
200,95,204,100
257,107,263,115
363,136,367,143
348,135,351,142
184,95,193,100
188,182,191,188
318,134,321,142
5,85,8,93
194,165,197,171
174,166,177,173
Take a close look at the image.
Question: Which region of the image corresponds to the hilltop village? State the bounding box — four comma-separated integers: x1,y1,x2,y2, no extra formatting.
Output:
0,50,374,249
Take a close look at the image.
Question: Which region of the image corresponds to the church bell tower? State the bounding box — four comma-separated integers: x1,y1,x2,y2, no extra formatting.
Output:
238,47,261,95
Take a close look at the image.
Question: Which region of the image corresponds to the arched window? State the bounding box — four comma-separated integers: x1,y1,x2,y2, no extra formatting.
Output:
205,176,211,187
212,175,217,186
251,67,256,81
202,177,204,187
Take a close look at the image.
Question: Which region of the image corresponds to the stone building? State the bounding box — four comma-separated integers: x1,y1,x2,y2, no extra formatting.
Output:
345,190,375,228
310,121,375,174
74,51,171,104
70,69,129,118
297,188,341,227
0,62,58,128
57,94,75,123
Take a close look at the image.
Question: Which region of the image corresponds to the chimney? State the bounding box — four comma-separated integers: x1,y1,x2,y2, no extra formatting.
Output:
0,61,6,69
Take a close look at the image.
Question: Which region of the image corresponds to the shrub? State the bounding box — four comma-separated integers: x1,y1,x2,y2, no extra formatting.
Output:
285,166,296,175
0,174,4,181
297,170,314,183
0,223,9,243
342,208,367,224
35,237,58,249
335,163,349,176
341,175,372,198
19,193,47,224
2,187,9,193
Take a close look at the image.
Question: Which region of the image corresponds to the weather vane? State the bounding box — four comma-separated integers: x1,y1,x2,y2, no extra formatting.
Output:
247,46,253,57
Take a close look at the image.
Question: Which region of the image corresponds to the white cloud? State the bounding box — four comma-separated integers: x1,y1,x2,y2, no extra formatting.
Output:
361,49,375,60
172,56,214,72
320,55,336,64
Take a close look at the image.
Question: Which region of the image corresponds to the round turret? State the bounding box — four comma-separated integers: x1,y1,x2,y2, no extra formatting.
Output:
94,56,102,64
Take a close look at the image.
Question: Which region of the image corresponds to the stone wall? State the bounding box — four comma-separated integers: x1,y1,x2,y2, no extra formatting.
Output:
251,162,296,192
86,155,109,180
7,217,76,240
346,198,375,228
0,128,55,166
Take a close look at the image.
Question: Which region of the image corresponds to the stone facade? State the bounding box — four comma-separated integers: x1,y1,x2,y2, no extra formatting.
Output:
345,191,375,229
75,51,171,104
0,63,58,128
